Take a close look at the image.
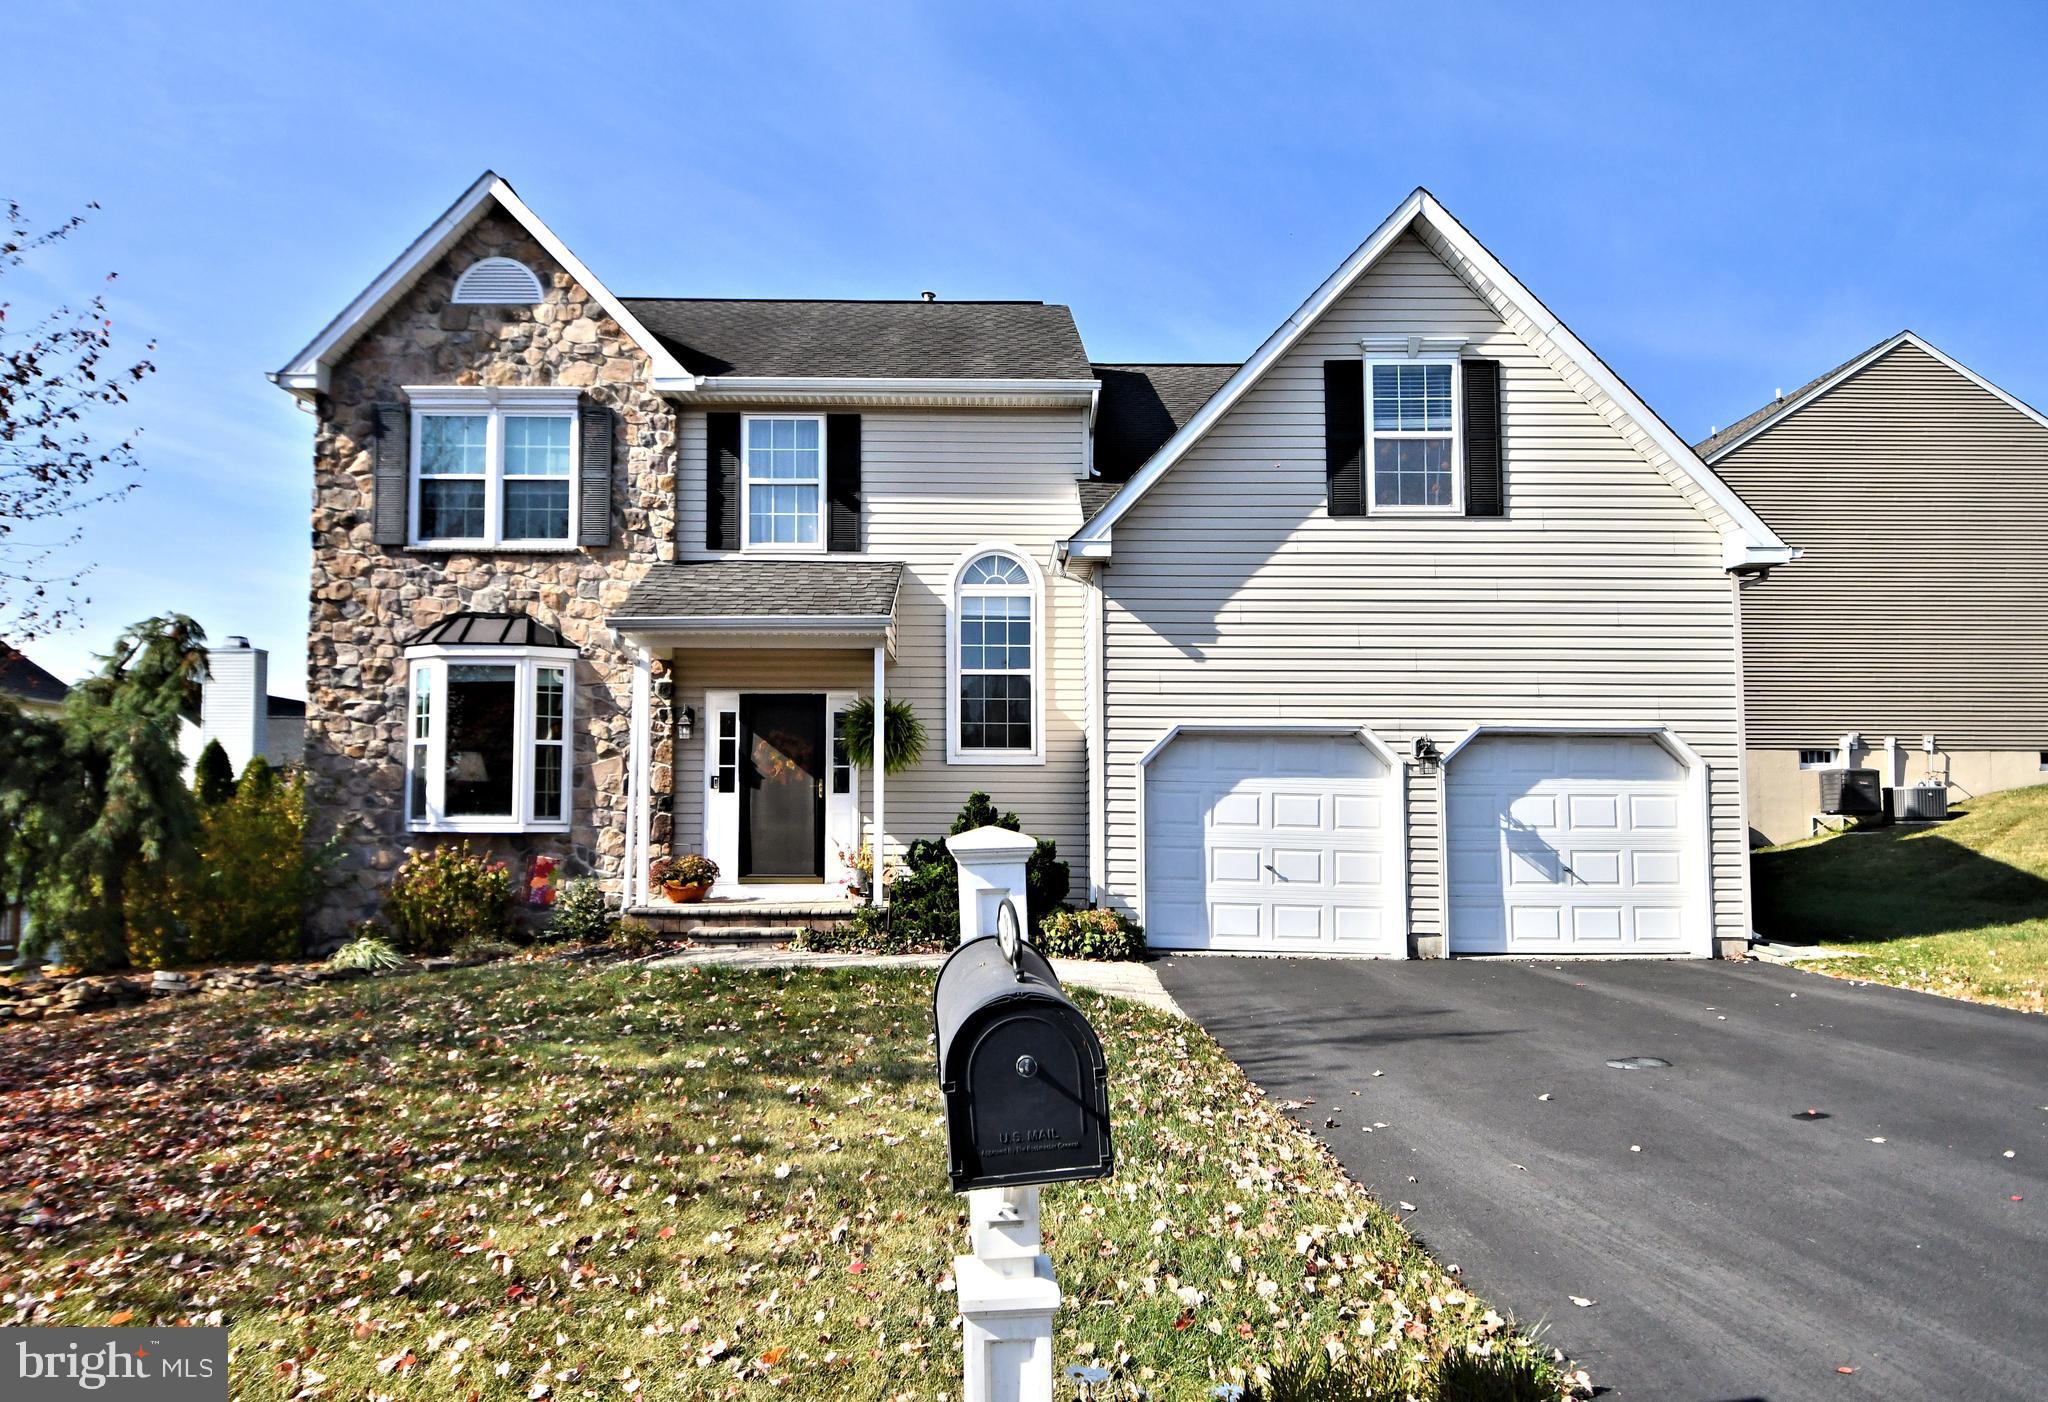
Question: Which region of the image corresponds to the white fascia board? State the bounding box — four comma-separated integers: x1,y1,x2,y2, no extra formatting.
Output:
1701,331,2048,465
269,172,693,401
659,374,1099,405
1069,187,1792,568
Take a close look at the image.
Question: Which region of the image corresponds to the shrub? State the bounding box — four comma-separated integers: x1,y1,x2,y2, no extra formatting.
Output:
383,844,511,956
192,739,236,807
126,766,336,968
793,793,1072,953
547,878,618,944
328,933,405,972
1036,906,1144,961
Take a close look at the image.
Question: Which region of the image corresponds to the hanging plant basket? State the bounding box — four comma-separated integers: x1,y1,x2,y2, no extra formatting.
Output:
840,695,926,775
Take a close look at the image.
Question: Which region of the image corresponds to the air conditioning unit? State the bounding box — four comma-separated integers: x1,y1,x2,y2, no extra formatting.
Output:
1891,784,1950,822
1818,768,1883,817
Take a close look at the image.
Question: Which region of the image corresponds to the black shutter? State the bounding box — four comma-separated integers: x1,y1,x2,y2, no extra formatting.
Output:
826,413,862,552
1462,359,1503,517
705,411,741,551
577,398,613,547
1324,360,1365,517
372,401,409,545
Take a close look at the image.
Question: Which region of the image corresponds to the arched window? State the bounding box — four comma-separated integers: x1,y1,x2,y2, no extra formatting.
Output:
949,547,1042,763
452,257,545,305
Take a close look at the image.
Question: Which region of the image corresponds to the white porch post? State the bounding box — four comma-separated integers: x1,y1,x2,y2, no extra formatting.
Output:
872,643,887,908
628,647,653,908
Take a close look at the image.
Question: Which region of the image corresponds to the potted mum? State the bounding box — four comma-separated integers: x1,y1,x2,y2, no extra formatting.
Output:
650,854,718,903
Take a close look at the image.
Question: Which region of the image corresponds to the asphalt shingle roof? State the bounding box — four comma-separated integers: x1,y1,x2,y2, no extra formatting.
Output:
620,299,1095,381
0,643,68,706
1079,363,1240,526
1693,333,1901,460
615,560,904,621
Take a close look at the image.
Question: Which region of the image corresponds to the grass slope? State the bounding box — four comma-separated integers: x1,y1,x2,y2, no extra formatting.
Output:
1753,783,2048,1011
0,963,1573,1399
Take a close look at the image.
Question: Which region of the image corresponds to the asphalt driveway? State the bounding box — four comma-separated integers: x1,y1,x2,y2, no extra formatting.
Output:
1156,957,2047,1400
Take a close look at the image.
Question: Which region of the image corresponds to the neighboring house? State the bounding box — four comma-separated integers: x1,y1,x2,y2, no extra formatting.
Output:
176,636,308,775
0,642,68,715
271,174,1793,956
1,643,68,960
1697,332,2048,845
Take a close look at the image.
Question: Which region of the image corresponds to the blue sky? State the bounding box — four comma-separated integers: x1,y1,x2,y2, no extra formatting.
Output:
12,1,2047,694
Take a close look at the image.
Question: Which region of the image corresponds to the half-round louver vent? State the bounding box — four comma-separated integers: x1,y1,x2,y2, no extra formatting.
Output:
452,257,545,305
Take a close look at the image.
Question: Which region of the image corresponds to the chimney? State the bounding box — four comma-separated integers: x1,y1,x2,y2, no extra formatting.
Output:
200,637,268,775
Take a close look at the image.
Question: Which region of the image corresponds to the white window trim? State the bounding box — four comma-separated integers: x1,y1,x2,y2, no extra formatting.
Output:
1798,748,1840,770
739,412,828,554
402,642,576,834
405,385,582,551
1363,352,1463,516
946,544,1045,765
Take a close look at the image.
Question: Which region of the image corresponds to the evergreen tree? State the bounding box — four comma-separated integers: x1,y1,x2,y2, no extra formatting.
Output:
193,738,236,806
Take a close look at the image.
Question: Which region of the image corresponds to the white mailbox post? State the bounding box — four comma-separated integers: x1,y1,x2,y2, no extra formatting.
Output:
945,826,1035,947
943,824,1059,1402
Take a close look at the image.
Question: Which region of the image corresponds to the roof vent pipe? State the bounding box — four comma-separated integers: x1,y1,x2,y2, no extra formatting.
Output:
921,290,936,302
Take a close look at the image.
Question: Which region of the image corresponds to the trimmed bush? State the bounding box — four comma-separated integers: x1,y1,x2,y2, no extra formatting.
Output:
1036,906,1144,961
193,739,236,807
383,844,511,956
126,766,335,968
547,878,618,945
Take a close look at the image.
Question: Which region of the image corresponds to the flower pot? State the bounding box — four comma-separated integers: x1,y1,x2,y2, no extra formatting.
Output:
663,880,710,904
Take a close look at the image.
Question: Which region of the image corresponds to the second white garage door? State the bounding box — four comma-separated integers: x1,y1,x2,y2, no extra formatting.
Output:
1446,733,1702,956
1144,731,1402,955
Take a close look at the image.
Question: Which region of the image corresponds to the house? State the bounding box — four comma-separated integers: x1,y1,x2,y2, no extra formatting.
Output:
0,643,68,960
1697,332,2048,845
272,174,1792,956
175,636,307,775
0,642,68,715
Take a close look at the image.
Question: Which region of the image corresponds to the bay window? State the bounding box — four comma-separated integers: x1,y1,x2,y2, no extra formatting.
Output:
407,386,580,548
403,644,575,832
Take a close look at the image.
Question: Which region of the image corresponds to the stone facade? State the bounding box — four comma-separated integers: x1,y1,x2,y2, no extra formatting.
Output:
307,209,674,936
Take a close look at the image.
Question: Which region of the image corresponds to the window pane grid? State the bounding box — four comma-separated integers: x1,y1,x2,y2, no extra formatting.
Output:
417,409,573,545
959,675,1033,751
744,417,823,546
1368,362,1456,510
407,658,572,829
956,552,1034,752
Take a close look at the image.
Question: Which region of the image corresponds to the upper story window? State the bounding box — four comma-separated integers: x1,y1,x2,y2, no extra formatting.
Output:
1798,748,1839,769
949,547,1042,764
404,613,576,833
1366,357,1461,513
451,257,545,304
743,415,825,550
408,387,579,549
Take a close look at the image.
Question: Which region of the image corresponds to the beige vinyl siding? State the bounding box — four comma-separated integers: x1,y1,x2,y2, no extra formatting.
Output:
670,408,1091,868
1099,232,1748,952
1710,342,2048,749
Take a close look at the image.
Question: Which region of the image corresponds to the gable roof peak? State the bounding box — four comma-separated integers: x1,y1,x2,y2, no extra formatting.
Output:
1066,187,1791,572
1697,330,2048,463
269,172,690,402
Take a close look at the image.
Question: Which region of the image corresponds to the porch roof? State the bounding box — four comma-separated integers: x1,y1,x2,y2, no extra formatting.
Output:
609,559,903,650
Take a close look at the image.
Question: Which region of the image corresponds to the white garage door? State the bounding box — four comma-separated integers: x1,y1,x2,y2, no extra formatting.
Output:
1144,731,1401,955
1446,733,1700,956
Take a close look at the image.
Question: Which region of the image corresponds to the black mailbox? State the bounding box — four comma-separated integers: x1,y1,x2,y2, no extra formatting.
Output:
932,933,1113,1193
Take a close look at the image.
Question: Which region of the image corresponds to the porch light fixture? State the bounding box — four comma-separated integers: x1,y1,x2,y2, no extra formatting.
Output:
1413,736,1442,774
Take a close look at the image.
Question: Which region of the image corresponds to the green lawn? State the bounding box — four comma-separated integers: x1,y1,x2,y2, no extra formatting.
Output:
0,962,1576,1400
1753,783,2048,1012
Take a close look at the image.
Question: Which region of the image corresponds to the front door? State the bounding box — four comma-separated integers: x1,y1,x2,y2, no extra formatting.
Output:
739,694,826,881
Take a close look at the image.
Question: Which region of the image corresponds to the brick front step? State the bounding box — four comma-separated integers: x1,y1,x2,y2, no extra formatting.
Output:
624,899,863,945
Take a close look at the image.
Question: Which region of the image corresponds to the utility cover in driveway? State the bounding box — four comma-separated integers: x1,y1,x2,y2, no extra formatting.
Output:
1144,731,1400,955
1447,733,1699,955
